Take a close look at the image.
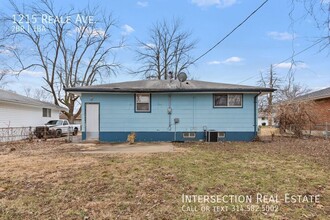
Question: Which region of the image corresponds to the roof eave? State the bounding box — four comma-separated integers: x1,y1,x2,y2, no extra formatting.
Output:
65,88,276,93
0,99,67,111
295,95,330,102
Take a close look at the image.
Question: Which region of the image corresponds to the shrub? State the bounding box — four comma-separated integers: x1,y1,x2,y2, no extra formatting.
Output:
275,101,316,137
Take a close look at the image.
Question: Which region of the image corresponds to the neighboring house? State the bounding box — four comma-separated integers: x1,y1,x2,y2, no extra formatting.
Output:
257,112,276,127
258,112,269,127
66,80,274,142
295,87,330,130
0,89,67,128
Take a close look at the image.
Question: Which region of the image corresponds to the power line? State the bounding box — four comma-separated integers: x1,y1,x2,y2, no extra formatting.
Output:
237,38,325,84
192,0,269,64
273,38,324,68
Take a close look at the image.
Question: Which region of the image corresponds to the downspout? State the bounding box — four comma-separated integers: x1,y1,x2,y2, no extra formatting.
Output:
168,94,172,130
192,96,195,128
254,91,262,138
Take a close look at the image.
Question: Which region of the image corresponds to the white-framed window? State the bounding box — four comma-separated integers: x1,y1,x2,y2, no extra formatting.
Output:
183,132,196,138
214,94,242,107
42,108,51,117
135,93,151,112
218,132,226,138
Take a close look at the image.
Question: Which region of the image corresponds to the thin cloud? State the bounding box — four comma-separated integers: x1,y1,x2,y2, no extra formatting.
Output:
267,31,295,41
0,48,12,55
137,1,148,7
208,61,222,65
8,70,44,77
122,24,135,35
275,62,308,69
223,56,242,63
208,56,243,65
0,45,17,56
140,43,156,49
192,0,238,8
89,28,106,37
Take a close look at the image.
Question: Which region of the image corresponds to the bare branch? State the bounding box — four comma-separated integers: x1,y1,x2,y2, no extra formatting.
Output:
135,18,196,80
4,0,120,122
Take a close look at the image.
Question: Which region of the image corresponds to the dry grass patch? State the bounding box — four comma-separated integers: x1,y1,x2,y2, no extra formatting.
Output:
0,138,329,219
259,127,280,137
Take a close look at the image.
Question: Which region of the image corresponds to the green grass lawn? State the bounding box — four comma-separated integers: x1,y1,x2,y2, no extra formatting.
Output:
0,138,329,219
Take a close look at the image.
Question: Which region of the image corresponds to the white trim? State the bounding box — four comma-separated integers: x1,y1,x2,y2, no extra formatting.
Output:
183,132,196,138
218,132,226,138
213,94,243,108
135,93,151,112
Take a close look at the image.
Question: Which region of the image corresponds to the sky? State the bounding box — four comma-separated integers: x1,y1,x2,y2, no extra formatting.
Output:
1,0,329,96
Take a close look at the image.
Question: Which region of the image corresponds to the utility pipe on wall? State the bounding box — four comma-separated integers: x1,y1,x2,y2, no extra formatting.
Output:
254,92,262,136
168,94,172,130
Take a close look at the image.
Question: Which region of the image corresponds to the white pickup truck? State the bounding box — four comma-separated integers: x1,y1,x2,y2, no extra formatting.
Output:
34,119,81,138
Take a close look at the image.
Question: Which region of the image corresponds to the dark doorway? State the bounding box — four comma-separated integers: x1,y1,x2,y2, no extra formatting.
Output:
208,132,218,142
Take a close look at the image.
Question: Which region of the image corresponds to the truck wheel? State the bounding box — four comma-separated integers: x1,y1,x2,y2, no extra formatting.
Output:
36,134,42,139
73,128,78,136
55,130,62,138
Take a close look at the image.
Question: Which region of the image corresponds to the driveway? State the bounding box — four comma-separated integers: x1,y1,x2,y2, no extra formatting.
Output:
75,142,175,153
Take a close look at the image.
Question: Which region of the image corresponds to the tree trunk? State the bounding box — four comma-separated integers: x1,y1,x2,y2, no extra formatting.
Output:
267,65,273,126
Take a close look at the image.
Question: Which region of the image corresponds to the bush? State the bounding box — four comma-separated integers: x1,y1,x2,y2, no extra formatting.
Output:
275,101,316,137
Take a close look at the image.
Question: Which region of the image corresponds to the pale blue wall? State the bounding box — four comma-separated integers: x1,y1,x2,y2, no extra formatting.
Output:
81,93,257,133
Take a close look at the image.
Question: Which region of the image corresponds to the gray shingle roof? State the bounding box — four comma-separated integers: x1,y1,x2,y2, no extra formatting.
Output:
0,89,67,111
295,87,330,101
66,80,275,93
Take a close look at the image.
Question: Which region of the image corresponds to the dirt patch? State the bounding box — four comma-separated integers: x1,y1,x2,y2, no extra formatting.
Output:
77,142,175,154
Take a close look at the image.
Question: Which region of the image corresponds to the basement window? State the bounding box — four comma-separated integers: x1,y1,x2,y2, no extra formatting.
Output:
218,132,226,138
183,132,196,138
42,108,51,117
214,94,242,107
135,93,151,112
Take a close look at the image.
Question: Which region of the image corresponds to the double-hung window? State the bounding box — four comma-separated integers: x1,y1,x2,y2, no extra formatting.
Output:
42,108,51,117
183,132,196,138
214,94,242,107
135,93,151,112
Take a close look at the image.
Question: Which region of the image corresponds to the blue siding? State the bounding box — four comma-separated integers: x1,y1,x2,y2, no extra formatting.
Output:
83,131,256,142
81,93,258,141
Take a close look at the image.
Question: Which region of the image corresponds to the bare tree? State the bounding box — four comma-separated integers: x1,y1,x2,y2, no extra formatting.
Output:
24,87,51,102
258,64,281,126
278,72,310,101
4,0,122,122
0,46,14,88
291,0,330,49
275,100,317,137
135,19,196,80
0,66,7,86
0,37,9,87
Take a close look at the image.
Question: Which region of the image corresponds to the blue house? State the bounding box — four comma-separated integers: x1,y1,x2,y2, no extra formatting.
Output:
66,80,274,142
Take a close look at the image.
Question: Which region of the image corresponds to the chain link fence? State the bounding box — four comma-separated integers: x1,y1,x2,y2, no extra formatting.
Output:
0,126,80,143
303,122,330,139
0,127,34,142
